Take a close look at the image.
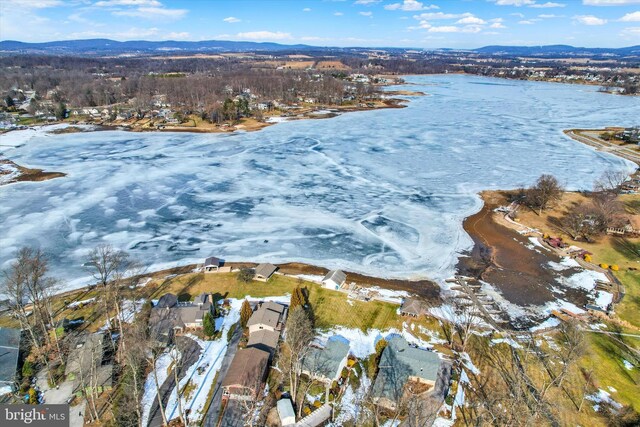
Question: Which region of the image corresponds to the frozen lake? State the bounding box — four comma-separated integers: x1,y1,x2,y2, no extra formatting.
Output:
1,75,638,289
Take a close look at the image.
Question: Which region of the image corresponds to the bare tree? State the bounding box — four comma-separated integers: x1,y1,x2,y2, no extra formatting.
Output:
594,169,629,194
86,244,141,352
1,247,62,384
524,174,564,215
282,306,314,410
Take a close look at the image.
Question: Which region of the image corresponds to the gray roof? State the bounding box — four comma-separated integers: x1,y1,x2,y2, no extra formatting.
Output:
247,307,281,329
156,293,177,308
197,293,210,304
260,301,285,314
222,347,270,391
322,270,346,285
65,333,112,386
0,328,21,386
371,335,442,402
204,257,221,267
247,329,280,354
302,336,350,381
401,298,424,316
255,263,277,279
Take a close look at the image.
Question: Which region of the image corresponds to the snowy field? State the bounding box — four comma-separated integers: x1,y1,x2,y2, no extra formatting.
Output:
0,75,638,292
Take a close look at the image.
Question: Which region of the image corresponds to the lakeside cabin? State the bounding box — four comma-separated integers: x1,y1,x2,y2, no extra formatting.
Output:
204,256,221,273
254,263,278,282
322,269,347,290
222,347,270,400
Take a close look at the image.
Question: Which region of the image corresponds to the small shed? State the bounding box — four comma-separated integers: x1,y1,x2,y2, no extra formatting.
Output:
254,263,278,282
400,297,425,317
204,257,221,273
277,398,296,427
322,270,346,290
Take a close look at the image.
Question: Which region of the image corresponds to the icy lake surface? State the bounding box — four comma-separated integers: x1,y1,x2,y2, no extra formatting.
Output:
1,75,638,289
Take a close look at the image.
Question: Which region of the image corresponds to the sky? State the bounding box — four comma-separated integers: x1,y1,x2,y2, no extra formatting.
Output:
0,0,639,48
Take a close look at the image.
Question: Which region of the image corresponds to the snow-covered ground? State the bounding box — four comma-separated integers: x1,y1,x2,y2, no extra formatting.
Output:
140,297,290,425
0,161,21,185
140,348,178,427
586,389,623,412
1,75,636,291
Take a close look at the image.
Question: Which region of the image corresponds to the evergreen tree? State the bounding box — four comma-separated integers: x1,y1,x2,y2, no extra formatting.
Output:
203,312,215,337
290,286,304,311
240,299,252,328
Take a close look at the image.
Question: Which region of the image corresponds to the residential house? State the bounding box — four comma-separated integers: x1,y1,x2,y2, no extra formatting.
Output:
149,293,215,343
301,336,350,384
204,256,222,273
246,329,280,358
221,347,270,400
322,270,346,290
254,263,278,282
247,301,286,334
0,327,21,394
371,336,443,410
400,298,425,317
277,398,296,427
65,332,113,395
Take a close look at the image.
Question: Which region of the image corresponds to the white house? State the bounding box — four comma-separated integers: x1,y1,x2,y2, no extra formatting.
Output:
204,256,221,273
322,270,346,290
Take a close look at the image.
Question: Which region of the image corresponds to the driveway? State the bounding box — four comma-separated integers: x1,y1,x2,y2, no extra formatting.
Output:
203,322,243,427
147,336,201,427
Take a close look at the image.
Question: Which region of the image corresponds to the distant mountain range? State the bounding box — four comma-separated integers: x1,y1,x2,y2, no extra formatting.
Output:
0,38,639,57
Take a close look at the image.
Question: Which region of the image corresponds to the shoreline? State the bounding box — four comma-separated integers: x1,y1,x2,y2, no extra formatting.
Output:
0,158,66,186
564,128,640,166
0,97,411,137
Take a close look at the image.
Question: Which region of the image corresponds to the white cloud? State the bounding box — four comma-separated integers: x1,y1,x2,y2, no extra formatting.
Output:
166,31,190,40
519,19,535,24
3,0,62,8
511,12,525,17
620,11,640,21
583,0,640,5
303,8,312,12
334,12,344,16
384,0,438,11
95,0,161,6
359,11,373,16
223,16,241,23
538,13,563,18
620,26,640,35
529,2,565,7
67,27,160,40
456,15,486,25
493,0,535,6
413,12,469,20
354,0,381,4
233,31,293,40
428,25,461,32
113,6,188,19
573,14,608,24
490,22,507,28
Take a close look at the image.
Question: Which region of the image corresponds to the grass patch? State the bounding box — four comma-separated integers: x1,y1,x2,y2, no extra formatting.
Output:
307,285,400,331
151,272,300,300
580,332,640,411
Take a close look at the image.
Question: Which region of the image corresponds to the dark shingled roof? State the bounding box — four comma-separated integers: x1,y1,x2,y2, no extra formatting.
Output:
0,327,21,386
247,329,280,354
156,293,178,309
222,347,270,392
204,257,221,267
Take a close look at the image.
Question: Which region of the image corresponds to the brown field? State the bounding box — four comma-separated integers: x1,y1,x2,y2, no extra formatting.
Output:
316,60,350,70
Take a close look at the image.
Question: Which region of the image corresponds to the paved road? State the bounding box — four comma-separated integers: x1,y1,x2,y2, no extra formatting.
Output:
148,337,201,427
203,323,243,427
